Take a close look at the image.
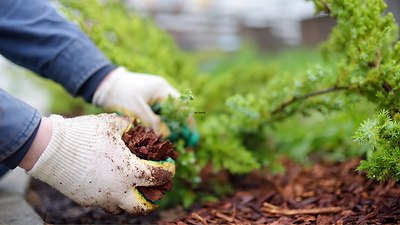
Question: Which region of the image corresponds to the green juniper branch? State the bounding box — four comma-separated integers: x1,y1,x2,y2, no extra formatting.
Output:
319,0,331,14
227,0,400,182
56,0,400,207
272,85,353,115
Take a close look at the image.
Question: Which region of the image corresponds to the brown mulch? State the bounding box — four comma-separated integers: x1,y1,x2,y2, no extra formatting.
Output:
26,158,400,224
123,121,177,203
165,159,400,225
122,120,178,161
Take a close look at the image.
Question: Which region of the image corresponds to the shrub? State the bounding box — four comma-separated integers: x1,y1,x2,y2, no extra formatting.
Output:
56,0,400,208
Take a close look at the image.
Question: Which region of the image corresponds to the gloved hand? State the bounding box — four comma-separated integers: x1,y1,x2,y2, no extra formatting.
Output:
28,113,175,215
93,67,180,138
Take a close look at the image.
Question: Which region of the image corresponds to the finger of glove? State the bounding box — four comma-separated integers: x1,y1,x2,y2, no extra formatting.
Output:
134,99,166,134
161,85,180,101
107,97,161,131
150,79,181,104
119,72,180,105
130,157,175,187
97,113,132,135
119,188,158,216
100,205,124,215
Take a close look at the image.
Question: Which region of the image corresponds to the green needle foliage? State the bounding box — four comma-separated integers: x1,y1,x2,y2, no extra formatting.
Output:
297,0,400,181
54,0,400,207
152,91,203,207
154,91,194,136
229,0,398,120
226,0,400,181
355,110,400,181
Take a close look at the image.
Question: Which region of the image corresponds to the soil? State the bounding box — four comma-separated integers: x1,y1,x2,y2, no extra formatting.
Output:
25,158,400,224
122,121,178,202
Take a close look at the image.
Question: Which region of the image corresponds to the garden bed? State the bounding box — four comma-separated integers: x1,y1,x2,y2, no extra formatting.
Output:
25,158,400,224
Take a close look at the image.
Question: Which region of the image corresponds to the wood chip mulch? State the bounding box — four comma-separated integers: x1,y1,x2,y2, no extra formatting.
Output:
164,159,400,225
122,120,177,203
26,158,400,224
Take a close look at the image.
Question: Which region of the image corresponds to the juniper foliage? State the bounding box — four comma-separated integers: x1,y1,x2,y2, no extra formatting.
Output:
226,0,400,181
54,0,400,208
355,110,400,181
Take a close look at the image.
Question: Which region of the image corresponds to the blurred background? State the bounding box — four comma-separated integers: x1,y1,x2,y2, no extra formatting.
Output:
126,0,400,51
2,0,400,208
126,0,316,51
1,0,399,113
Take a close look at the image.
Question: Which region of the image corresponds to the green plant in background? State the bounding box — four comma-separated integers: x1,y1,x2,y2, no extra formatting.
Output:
58,0,206,93
152,91,203,207
58,0,208,207
292,0,400,180
355,110,400,181
44,80,103,116
52,0,400,208
274,100,373,165
153,91,194,137
225,0,400,180
195,46,357,172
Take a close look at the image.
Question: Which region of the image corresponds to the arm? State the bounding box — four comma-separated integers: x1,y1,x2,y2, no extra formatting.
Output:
0,0,113,169
0,89,176,215
0,0,177,215
0,0,115,101
0,89,41,169
0,0,196,139
0,0,179,168
18,116,52,171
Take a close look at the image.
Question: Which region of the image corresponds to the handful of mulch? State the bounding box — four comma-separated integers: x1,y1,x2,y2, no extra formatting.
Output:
122,120,178,203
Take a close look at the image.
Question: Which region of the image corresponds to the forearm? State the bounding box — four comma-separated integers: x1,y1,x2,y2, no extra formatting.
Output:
19,117,52,171
0,89,42,169
0,0,115,100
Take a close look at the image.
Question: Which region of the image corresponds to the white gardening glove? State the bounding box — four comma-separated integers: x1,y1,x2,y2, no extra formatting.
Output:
28,113,175,215
93,67,180,138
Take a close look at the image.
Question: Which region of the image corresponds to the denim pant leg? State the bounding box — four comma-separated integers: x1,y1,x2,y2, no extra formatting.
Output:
0,164,10,179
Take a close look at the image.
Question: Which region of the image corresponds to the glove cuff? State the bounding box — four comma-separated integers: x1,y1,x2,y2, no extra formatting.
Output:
28,115,97,190
92,66,127,107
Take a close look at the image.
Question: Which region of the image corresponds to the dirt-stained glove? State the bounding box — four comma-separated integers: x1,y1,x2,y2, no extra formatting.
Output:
93,67,180,138
28,113,175,215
